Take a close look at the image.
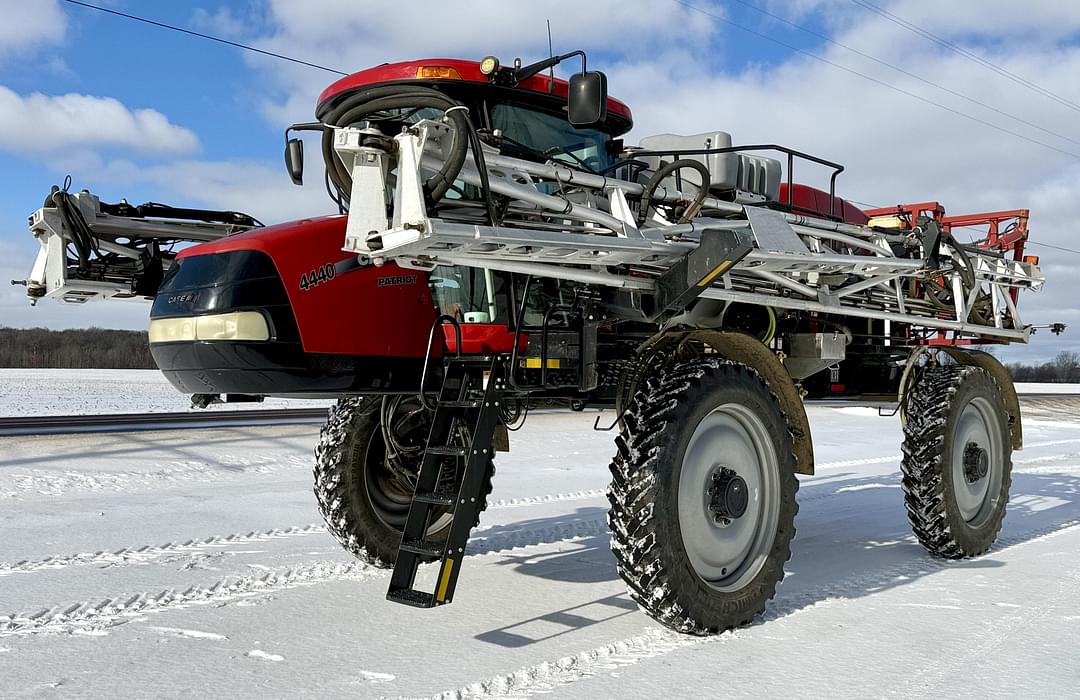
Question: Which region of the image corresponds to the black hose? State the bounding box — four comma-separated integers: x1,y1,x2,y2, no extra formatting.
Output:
637,159,711,226
320,85,471,205
462,115,499,225
48,178,99,272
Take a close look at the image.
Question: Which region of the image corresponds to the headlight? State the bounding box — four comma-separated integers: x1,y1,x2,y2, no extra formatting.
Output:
149,311,270,343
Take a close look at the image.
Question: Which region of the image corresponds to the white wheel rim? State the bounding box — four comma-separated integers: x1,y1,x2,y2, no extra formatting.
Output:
950,395,1004,527
677,403,780,592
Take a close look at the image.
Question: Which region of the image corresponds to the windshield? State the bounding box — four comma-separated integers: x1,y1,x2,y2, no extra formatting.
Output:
491,103,612,173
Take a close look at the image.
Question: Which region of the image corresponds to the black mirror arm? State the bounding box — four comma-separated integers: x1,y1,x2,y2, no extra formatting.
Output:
284,122,328,140
514,50,586,84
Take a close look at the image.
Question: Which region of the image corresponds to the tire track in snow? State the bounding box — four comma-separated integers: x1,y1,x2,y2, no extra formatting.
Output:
0,455,311,498
0,491,609,578
431,628,721,699
895,551,1080,697
6,445,1077,638
0,525,326,577
6,446,1072,580
0,514,611,638
487,489,608,508
432,516,1080,698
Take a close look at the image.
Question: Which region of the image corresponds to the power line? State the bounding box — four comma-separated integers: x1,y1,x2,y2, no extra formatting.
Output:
1028,241,1080,256
60,0,348,76
727,0,1080,149
848,0,1080,115
670,0,1080,160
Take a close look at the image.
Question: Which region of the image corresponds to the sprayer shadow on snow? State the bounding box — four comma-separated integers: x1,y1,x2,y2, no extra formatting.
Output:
476,593,638,648
473,469,1080,646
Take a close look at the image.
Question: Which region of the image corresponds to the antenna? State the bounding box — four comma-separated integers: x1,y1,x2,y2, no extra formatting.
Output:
546,19,554,94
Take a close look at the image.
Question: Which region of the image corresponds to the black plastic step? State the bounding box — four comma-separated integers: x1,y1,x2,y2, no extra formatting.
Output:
386,588,437,608
399,539,445,558
440,399,482,409
449,355,494,365
413,491,457,506
426,445,467,457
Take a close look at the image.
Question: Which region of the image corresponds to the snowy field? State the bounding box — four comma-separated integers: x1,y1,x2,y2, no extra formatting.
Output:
0,369,333,415
1,368,1076,417
2,400,1080,698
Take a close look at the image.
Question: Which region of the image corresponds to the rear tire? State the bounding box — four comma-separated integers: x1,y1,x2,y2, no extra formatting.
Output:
901,364,1012,557
607,358,799,635
313,397,494,567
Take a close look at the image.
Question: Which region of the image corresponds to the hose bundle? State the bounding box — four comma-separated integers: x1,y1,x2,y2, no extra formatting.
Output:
320,85,471,205
46,176,100,272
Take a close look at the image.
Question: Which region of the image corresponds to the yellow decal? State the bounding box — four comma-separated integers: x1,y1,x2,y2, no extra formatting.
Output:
436,559,455,602
697,260,733,287
523,358,561,369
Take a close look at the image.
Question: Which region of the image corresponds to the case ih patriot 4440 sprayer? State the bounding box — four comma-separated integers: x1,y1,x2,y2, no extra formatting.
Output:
20,53,1054,634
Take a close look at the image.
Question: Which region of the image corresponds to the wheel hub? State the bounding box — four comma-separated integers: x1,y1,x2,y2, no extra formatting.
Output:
962,441,989,484
708,467,749,523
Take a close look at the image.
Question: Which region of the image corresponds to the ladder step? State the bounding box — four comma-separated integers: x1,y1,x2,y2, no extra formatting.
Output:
413,491,457,506
440,399,482,409
426,445,467,457
386,588,437,608
448,355,494,365
399,539,445,558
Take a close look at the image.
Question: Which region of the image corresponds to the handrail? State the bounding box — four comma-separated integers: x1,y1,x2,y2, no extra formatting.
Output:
506,275,533,392
417,314,463,411
627,143,846,218
540,304,579,388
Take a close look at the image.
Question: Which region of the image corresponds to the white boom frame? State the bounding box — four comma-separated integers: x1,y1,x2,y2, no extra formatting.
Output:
334,121,1043,341
24,191,246,304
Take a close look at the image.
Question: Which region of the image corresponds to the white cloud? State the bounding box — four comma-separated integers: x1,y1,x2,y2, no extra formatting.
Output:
237,0,720,124
0,0,66,57
190,5,259,39
0,86,200,158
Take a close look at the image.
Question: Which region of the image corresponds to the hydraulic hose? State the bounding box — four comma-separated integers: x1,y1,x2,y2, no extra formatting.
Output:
320,85,471,205
638,159,712,226
47,178,99,272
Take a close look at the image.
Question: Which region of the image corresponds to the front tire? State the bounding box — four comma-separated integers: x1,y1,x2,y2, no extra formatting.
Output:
901,364,1012,557
607,358,799,635
313,397,494,567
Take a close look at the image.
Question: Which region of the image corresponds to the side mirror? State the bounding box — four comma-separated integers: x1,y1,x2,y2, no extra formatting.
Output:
284,138,304,186
568,71,608,127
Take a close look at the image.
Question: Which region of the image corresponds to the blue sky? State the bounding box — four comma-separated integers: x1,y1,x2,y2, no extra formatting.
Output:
3,0,1080,362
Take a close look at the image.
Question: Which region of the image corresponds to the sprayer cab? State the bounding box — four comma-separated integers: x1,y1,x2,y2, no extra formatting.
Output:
283,57,632,190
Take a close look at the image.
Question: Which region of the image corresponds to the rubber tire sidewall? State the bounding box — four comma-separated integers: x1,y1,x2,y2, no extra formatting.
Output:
314,398,441,567
904,366,1012,557
609,359,799,634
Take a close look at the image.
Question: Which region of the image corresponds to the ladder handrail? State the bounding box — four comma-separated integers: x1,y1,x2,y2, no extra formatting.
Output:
418,314,463,412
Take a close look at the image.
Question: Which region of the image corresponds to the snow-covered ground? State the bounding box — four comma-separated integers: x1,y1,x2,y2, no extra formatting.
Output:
2,368,1075,417
1015,382,1080,394
2,400,1080,698
0,369,332,415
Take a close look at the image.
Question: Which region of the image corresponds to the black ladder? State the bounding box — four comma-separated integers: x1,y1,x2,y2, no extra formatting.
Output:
386,354,506,608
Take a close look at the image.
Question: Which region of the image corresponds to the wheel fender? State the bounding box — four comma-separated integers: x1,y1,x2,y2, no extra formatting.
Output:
683,330,815,475
939,347,1023,450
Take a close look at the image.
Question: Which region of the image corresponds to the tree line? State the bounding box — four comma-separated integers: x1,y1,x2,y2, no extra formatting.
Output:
1005,350,1080,384
1,326,1078,381
0,327,155,369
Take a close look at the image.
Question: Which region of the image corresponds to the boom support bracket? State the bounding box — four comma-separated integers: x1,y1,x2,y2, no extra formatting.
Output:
654,228,753,316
